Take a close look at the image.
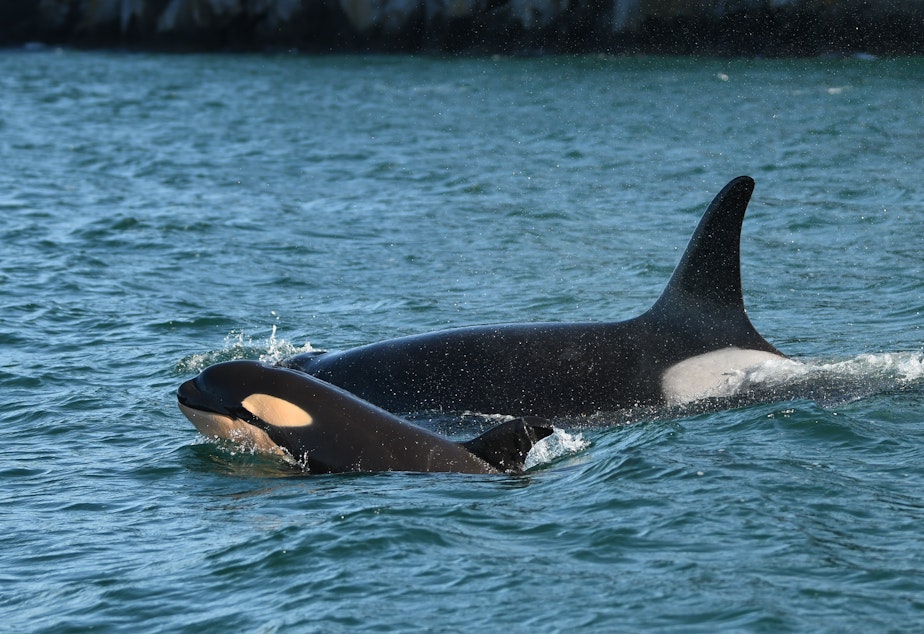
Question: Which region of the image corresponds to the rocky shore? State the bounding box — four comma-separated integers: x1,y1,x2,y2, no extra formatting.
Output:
2,0,923,55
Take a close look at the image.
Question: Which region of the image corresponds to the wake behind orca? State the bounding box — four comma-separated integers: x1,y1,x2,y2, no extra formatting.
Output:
281,176,786,417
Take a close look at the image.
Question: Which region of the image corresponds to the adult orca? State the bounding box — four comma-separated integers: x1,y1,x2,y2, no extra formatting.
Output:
177,360,554,474
280,176,786,417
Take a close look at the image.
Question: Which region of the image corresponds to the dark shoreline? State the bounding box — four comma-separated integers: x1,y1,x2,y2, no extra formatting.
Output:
3,0,923,57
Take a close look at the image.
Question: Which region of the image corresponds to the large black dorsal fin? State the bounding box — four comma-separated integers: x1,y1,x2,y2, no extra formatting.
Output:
644,176,780,354
461,417,554,474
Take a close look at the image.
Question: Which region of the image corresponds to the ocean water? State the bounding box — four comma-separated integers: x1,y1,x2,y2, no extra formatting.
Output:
3,49,924,632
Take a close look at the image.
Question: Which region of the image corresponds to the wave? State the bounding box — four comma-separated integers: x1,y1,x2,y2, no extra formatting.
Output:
723,351,924,407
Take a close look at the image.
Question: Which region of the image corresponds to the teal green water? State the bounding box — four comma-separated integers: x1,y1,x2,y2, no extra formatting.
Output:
3,50,924,631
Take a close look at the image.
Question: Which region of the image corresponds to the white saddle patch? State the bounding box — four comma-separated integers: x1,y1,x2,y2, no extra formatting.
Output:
661,347,787,406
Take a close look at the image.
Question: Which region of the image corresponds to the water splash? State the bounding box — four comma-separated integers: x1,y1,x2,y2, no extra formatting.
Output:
176,324,319,374
525,427,589,471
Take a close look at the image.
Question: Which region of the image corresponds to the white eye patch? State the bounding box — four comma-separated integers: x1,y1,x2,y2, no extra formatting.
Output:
241,393,314,427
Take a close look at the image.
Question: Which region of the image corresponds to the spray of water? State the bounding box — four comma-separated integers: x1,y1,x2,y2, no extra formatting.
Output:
176,323,319,374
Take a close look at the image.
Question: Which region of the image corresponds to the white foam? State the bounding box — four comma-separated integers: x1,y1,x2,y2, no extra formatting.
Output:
725,351,924,406
742,351,924,385
524,427,589,470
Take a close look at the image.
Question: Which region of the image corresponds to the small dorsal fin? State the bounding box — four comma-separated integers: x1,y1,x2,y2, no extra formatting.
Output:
461,417,554,474
644,176,780,354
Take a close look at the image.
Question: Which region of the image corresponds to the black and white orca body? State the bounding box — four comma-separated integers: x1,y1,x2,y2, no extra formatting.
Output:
280,176,785,417
177,360,553,474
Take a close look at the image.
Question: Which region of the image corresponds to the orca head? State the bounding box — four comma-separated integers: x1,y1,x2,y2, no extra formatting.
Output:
177,360,316,456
